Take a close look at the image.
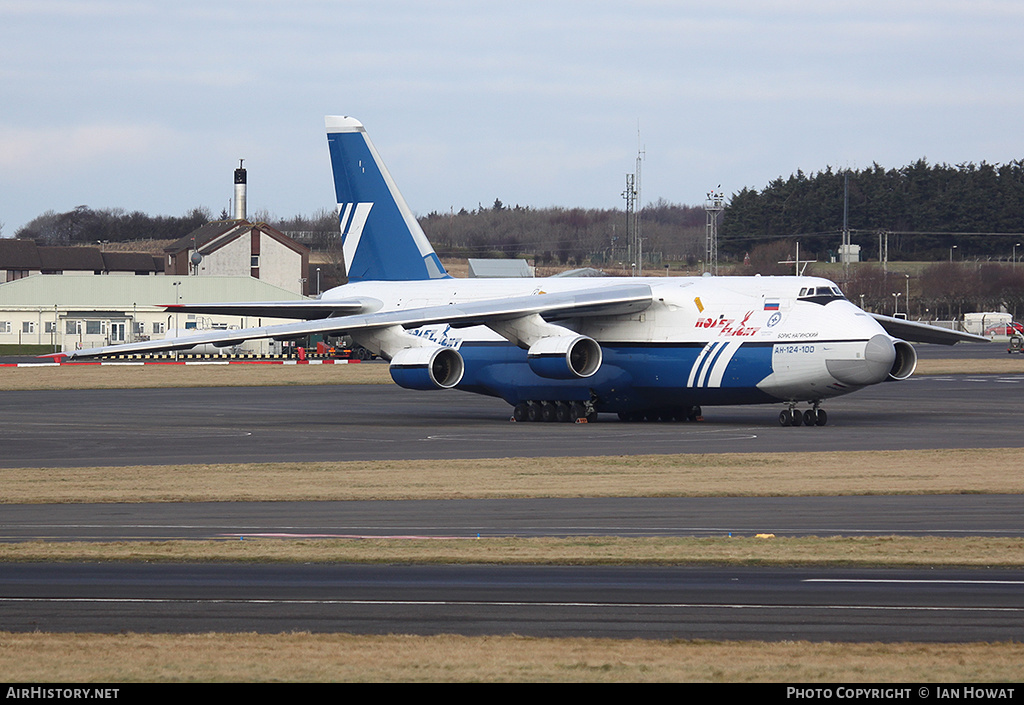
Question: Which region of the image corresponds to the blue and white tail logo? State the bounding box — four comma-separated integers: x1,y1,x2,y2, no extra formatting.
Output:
326,116,449,282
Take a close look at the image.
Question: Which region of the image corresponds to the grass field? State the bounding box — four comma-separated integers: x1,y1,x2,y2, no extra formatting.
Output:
3,448,1023,503
3,633,1022,682
4,535,1024,568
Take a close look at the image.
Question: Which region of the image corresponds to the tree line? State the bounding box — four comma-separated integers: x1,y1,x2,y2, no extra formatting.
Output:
841,261,1024,320
722,160,1024,262
416,199,706,267
14,206,213,245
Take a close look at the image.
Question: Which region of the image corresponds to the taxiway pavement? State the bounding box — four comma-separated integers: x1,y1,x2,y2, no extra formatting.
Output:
2,563,1022,641
2,373,1023,468
3,364,1023,641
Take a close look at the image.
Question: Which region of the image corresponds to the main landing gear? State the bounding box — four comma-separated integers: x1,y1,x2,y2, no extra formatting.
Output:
511,400,597,423
779,402,828,427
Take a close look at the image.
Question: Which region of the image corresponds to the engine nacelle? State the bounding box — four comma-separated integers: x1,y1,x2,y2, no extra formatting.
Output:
389,346,465,390
527,335,602,380
888,339,918,380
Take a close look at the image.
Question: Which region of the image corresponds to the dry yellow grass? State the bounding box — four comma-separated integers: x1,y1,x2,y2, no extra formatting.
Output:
0,361,391,390
3,448,1022,504
915,357,1024,375
3,536,1023,567
1,632,1021,682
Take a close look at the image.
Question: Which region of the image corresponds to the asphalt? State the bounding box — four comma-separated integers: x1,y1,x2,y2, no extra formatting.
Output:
3,353,1023,641
3,563,1022,641
2,372,1023,468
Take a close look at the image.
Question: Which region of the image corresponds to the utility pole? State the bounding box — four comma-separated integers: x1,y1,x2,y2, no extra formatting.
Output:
842,171,851,281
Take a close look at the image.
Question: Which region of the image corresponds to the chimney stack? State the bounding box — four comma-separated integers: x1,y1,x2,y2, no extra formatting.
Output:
233,159,247,220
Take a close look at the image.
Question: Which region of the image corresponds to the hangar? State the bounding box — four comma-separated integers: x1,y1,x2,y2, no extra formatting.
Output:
0,219,312,354
0,275,304,354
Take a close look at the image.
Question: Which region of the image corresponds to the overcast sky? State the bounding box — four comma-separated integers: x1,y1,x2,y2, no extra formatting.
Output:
2,0,1023,236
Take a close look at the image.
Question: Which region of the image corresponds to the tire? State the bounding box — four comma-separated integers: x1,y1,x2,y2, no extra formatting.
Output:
540,401,556,422
526,402,541,422
555,401,571,423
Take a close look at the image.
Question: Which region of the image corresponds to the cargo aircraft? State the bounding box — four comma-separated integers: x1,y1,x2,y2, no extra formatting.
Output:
59,116,986,426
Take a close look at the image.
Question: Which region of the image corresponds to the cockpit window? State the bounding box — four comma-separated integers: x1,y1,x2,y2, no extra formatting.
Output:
798,285,847,305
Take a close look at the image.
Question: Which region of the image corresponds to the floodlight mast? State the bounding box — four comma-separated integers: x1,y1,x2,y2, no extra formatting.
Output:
704,187,724,276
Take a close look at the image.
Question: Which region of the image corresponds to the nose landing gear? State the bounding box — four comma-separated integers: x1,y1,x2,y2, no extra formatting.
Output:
779,402,827,427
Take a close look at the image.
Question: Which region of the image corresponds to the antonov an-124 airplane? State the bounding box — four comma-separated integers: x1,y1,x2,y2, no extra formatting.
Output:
60,116,986,426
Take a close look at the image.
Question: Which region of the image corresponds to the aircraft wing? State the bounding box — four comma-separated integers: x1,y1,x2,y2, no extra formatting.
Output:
162,298,376,320
870,313,989,345
57,283,654,359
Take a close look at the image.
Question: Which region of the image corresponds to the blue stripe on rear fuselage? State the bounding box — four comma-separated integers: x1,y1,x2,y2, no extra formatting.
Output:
454,340,777,411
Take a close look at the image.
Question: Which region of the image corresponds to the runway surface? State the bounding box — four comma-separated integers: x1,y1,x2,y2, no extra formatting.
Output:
4,495,1024,541
2,373,1024,468
2,563,1022,641
3,361,1023,641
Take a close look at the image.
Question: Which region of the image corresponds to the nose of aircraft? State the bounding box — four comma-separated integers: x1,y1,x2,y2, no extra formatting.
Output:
826,334,896,386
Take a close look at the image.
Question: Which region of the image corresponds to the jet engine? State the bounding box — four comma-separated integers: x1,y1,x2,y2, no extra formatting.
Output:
389,346,465,390
526,335,602,380
888,339,918,381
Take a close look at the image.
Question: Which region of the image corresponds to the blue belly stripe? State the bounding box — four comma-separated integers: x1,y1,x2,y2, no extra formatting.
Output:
453,340,776,410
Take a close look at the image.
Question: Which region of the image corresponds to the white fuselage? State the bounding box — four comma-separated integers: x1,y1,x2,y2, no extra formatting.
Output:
325,274,898,408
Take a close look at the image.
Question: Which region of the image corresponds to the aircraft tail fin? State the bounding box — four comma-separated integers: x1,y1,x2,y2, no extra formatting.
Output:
326,116,449,282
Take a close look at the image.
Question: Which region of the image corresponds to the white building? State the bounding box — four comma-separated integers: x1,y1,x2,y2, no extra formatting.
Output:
0,275,305,354
165,219,310,295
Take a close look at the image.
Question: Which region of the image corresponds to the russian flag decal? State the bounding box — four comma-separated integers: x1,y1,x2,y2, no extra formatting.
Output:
764,301,780,311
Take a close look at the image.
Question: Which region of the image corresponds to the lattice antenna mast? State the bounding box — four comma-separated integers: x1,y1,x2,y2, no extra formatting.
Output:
622,173,636,273
704,186,725,275
635,129,645,277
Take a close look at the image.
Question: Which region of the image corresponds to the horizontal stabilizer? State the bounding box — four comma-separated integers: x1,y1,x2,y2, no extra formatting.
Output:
163,299,375,320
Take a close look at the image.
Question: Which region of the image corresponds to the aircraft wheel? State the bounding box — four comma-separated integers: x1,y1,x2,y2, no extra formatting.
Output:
540,401,557,422
815,409,828,426
687,405,701,422
512,403,529,422
555,401,571,423
526,401,542,422
803,409,817,427
570,402,587,422
790,409,803,426
779,410,791,426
